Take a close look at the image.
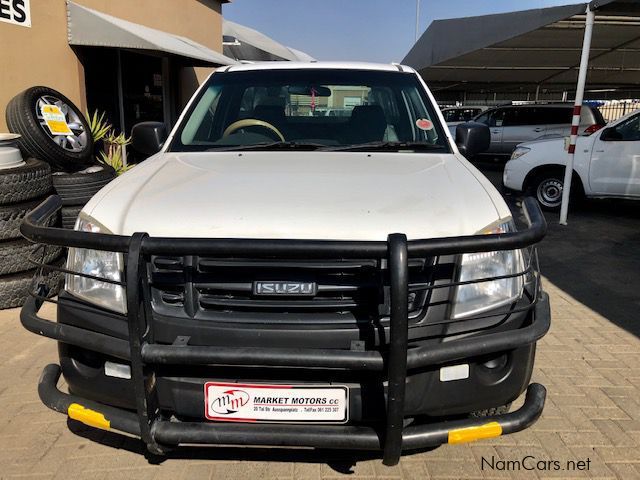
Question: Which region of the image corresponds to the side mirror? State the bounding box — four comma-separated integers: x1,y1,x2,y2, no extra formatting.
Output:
131,122,168,156
456,122,490,158
600,127,623,142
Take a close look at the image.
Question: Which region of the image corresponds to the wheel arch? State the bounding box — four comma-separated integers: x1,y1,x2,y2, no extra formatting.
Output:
523,164,585,196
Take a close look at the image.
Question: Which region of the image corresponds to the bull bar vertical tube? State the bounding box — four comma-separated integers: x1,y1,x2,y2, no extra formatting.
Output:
125,233,161,453
383,233,409,466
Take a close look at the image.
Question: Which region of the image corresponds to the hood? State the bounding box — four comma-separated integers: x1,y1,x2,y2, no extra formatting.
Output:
86,152,503,241
519,136,566,148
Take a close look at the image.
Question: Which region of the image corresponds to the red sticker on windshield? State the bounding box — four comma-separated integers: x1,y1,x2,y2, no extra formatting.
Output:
416,119,433,131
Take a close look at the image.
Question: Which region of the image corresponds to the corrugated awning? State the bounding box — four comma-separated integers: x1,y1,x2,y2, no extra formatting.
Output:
222,19,315,62
286,47,317,62
402,0,640,94
67,1,236,67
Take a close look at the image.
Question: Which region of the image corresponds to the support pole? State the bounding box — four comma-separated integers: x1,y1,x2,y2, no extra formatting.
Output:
415,0,421,42
559,6,595,225
116,50,128,167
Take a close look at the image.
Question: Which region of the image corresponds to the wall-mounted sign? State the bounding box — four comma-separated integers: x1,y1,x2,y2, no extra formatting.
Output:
0,0,31,28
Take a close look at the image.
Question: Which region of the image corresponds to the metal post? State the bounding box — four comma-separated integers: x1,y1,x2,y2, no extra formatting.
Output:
117,50,126,135
161,57,172,130
415,0,421,42
116,50,128,167
535,84,540,102
559,6,595,225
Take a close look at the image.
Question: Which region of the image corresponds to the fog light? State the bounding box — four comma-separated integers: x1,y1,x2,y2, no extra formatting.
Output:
482,354,508,370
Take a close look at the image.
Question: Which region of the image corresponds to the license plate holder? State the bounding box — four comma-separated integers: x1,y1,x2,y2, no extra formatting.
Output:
204,382,349,424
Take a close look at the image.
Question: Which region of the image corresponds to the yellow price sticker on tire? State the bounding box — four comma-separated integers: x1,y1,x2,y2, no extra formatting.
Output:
40,105,73,135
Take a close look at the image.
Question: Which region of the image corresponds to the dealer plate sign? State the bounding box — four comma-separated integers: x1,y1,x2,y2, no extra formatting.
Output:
40,105,72,135
204,382,348,423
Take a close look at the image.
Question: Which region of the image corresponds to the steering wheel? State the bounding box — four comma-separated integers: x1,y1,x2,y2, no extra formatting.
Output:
223,119,285,142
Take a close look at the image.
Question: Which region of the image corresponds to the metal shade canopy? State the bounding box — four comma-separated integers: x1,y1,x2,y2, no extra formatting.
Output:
223,19,315,62
67,2,236,67
402,0,640,94
286,47,317,63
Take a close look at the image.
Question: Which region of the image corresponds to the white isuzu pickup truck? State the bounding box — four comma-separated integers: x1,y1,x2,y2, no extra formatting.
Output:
21,62,549,466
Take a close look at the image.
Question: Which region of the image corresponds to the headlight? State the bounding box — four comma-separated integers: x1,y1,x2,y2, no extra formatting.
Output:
510,146,530,160
452,218,524,319
65,213,127,313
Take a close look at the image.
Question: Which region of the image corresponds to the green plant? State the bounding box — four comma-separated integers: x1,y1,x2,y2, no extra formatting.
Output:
98,148,133,175
101,131,132,175
86,110,134,175
86,110,111,142
104,131,132,147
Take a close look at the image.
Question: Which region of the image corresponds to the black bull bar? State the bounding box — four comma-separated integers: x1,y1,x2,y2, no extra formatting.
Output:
20,195,550,465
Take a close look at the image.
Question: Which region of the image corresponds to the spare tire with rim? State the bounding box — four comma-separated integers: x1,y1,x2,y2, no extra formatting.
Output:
6,86,94,171
53,165,116,206
0,158,52,205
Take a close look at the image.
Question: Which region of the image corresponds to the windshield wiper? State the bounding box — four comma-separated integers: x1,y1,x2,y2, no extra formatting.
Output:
322,141,445,152
207,141,326,152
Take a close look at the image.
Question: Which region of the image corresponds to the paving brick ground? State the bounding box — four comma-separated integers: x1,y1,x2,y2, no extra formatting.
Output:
1,279,639,479
1,172,639,478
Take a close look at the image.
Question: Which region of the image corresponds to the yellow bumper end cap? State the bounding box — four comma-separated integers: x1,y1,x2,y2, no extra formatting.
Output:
68,403,110,431
448,421,502,444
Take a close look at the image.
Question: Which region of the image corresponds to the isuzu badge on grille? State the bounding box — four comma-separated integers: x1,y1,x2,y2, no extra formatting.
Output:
253,281,317,296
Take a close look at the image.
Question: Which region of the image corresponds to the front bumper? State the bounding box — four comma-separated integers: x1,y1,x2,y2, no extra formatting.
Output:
38,363,546,452
503,160,528,192
20,195,549,465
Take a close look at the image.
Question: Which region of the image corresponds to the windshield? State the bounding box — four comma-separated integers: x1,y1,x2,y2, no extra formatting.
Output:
170,69,449,153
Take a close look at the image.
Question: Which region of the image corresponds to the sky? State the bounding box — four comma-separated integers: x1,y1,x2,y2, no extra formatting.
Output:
223,0,583,63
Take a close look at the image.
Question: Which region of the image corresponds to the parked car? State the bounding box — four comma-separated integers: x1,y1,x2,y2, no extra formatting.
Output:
442,106,486,128
324,108,353,117
471,104,606,159
21,62,549,465
504,109,640,209
311,108,363,118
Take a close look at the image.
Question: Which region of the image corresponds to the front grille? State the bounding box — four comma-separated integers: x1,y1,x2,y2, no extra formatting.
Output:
149,256,448,325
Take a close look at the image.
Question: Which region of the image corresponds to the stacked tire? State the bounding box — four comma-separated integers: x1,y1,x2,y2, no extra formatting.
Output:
2,85,119,309
53,165,116,228
0,158,63,309
6,86,117,229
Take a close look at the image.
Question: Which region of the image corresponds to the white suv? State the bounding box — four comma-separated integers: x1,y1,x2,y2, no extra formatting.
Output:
473,104,606,159
21,62,549,465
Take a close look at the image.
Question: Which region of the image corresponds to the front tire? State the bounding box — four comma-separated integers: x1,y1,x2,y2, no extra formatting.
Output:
529,173,564,211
